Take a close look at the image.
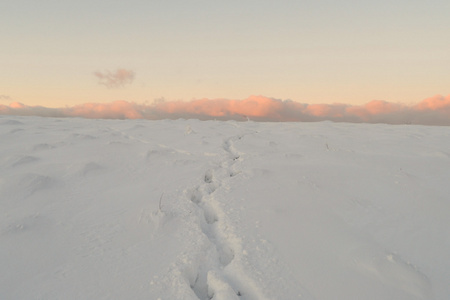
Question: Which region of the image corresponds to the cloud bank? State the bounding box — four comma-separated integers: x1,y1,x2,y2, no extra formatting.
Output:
1,95,450,126
94,69,135,88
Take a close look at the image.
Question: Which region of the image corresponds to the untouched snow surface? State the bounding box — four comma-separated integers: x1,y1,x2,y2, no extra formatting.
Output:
1,116,449,300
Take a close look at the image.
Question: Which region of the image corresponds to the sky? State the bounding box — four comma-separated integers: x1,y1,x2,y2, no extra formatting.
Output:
1,0,449,113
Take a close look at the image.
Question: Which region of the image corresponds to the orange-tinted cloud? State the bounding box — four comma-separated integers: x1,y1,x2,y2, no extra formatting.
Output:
1,95,450,125
64,101,143,119
94,69,135,89
151,96,288,121
413,94,450,111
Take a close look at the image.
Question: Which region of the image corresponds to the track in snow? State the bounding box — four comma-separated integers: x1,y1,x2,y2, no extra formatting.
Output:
183,133,268,300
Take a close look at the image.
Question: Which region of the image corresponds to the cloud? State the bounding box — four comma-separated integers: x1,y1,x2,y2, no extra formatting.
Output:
65,100,143,119
0,102,65,118
1,95,450,126
94,69,135,88
0,95,11,101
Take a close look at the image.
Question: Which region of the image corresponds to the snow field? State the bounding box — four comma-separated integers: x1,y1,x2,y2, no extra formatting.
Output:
1,116,449,299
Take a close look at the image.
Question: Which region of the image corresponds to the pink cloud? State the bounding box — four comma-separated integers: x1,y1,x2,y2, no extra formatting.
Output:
9,102,26,109
305,103,348,118
154,96,287,120
94,69,135,89
345,100,403,121
1,95,450,125
413,94,450,111
64,101,143,119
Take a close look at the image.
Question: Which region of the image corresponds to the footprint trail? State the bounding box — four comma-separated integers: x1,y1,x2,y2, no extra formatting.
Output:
183,133,268,300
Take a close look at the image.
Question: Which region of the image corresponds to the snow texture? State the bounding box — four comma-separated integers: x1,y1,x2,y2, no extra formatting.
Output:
1,116,449,299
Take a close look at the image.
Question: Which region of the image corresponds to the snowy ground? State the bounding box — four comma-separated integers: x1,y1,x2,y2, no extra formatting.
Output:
1,115,449,300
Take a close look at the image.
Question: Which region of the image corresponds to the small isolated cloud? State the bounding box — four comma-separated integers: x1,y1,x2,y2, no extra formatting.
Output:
0,95,11,101
1,95,450,126
94,69,135,88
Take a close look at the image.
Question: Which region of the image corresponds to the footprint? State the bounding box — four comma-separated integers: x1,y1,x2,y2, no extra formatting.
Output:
206,183,218,194
190,271,209,300
229,170,242,177
203,207,219,224
207,271,240,300
204,170,213,183
218,244,235,266
190,188,203,204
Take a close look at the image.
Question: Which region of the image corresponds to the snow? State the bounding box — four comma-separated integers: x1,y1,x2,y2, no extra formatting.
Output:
1,115,449,300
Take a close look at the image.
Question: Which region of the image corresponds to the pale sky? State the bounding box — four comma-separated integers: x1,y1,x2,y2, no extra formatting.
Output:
1,0,449,107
